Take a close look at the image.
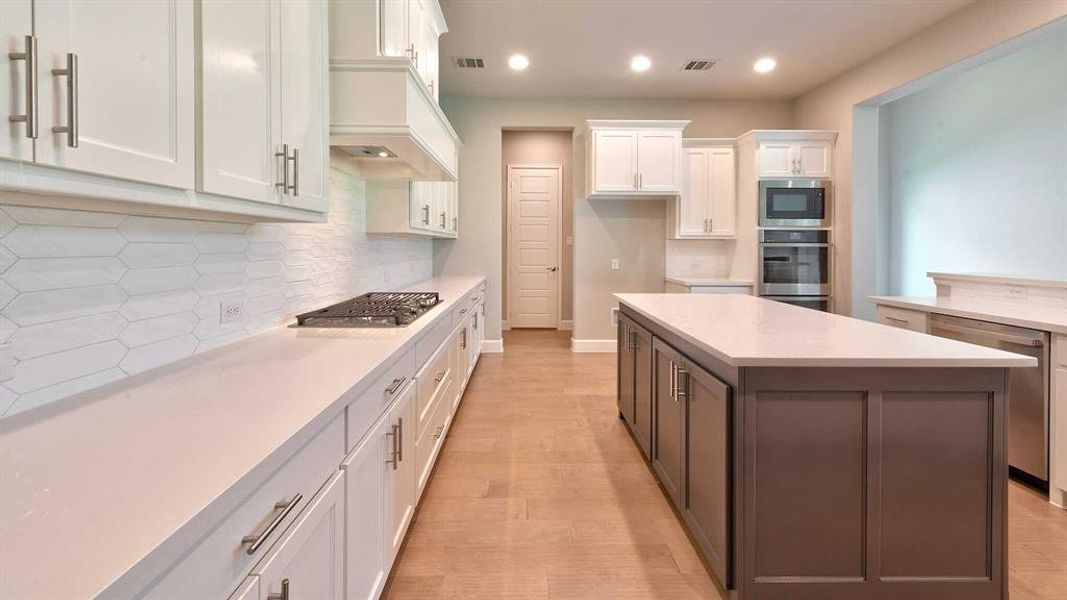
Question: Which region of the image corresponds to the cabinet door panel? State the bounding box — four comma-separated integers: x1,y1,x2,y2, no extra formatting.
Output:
633,322,654,459
593,131,637,192
278,0,328,212
617,319,636,427
652,339,685,506
684,360,731,587
343,421,387,600
380,0,409,58
797,142,831,178
409,182,432,230
678,148,710,237
35,0,195,188
254,471,344,600
384,384,417,568
707,147,736,236
637,131,680,192
758,142,793,178
1,2,34,161
200,0,280,203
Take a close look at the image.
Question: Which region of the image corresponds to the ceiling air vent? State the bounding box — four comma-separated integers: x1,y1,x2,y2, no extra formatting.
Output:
681,59,718,72
454,57,485,69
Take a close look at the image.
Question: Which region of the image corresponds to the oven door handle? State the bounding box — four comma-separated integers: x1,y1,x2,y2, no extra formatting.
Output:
759,243,831,248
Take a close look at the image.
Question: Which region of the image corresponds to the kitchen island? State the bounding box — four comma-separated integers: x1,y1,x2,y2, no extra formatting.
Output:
615,293,1035,600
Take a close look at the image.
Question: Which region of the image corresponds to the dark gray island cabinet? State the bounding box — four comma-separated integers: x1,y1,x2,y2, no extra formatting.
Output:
615,293,1037,600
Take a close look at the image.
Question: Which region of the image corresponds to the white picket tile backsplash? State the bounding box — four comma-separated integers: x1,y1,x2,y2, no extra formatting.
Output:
0,165,432,417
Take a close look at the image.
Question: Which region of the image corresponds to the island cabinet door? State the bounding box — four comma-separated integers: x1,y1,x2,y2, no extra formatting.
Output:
681,360,731,589
632,321,654,459
652,338,686,507
617,318,636,427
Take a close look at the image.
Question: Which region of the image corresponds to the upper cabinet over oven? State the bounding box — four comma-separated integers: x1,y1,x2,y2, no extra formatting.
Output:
585,120,690,198
1,0,330,222
738,130,837,179
329,0,460,182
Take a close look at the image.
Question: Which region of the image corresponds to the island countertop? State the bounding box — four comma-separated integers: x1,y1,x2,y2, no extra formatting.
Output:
615,293,1036,368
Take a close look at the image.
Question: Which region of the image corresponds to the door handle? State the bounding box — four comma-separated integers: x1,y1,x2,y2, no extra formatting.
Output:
386,423,400,470
422,204,431,225
51,53,78,147
241,494,303,555
669,360,677,399
385,376,406,395
267,579,290,600
290,147,299,197
8,34,38,139
675,366,689,399
276,143,290,192
547,266,558,272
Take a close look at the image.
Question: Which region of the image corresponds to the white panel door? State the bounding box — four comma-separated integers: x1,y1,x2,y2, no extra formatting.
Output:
384,384,416,568
508,166,560,328
380,0,409,58
708,147,736,236
796,141,832,178
1,2,34,162
200,0,281,203
253,471,344,600
758,142,793,178
592,131,637,193
636,130,680,192
278,0,328,212
34,0,195,188
342,421,386,600
678,148,710,237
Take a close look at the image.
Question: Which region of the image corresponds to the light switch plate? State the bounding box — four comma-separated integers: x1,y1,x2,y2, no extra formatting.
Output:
610,308,619,327
0,343,13,383
610,258,620,271
566,236,573,246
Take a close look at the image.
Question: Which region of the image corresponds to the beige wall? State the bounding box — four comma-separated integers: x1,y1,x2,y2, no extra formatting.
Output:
434,97,792,343
794,0,1067,318
501,130,574,324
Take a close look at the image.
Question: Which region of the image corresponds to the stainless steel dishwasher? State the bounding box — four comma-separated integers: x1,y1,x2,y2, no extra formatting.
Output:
929,313,1050,483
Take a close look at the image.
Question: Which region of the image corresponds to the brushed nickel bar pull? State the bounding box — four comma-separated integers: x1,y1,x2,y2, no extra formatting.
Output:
385,376,406,395
290,147,299,196
676,366,689,399
434,371,445,384
8,35,38,139
460,328,467,349
51,53,78,147
397,417,404,463
267,578,290,600
439,211,446,229
386,423,399,470
669,361,677,399
883,316,910,324
422,204,430,224
275,143,290,192
241,494,302,555
433,424,444,439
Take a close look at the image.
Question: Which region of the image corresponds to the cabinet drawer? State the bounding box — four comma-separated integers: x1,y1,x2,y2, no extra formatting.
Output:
416,311,453,365
453,300,477,328
415,372,454,497
876,305,928,333
143,416,344,599
415,342,453,440
347,347,417,453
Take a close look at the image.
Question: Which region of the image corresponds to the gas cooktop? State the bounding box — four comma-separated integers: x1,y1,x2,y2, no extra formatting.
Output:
295,292,441,327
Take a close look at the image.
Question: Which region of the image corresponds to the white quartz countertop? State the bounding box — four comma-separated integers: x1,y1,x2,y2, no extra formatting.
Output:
665,276,753,287
616,293,1037,368
0,275,485,600
871,296,1067,335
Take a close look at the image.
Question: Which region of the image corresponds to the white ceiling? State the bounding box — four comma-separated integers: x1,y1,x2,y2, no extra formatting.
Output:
439,0,974,99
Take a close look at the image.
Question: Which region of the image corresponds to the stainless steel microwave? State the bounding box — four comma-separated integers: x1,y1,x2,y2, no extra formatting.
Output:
759,180,830,228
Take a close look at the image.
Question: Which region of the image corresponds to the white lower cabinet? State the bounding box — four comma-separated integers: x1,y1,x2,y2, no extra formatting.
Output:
342,415,387,600
253,471,345,600
384,383,417,567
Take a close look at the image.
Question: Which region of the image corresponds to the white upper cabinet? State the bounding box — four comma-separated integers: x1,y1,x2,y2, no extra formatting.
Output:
636,131,682,192
366,179,458,238
670,142,736,239
379,0,445,100
585,120,689,198
278,0,329,212
753,133,836,179
34,0,195,189
1,2,34,162
200,0,280,204
201,0,327,212
380,0,410,58
252,471,344,600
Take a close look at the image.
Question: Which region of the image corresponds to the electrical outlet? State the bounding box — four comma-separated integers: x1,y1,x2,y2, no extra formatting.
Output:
611,307,619,327
610,258,620,271
566,236,573,246
0,343,12,383
220,299,246,324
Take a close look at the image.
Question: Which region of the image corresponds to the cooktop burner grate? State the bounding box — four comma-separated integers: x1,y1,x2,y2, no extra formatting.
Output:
295,292,441,327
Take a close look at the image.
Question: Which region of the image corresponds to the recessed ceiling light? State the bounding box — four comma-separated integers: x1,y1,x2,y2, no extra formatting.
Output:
508,54,529,71
631,55,652,72
754,57,777,73
377,151,390,158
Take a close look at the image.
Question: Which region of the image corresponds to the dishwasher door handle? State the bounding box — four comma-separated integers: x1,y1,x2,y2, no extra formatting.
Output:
931,321,1045,348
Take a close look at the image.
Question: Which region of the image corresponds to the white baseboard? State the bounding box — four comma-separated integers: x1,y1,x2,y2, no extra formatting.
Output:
481,339,504,353
559,320,573,331
501,320,510,331
570,338,617,353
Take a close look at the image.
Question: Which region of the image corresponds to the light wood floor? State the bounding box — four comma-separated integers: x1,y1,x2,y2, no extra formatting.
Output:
385,329,1067,599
